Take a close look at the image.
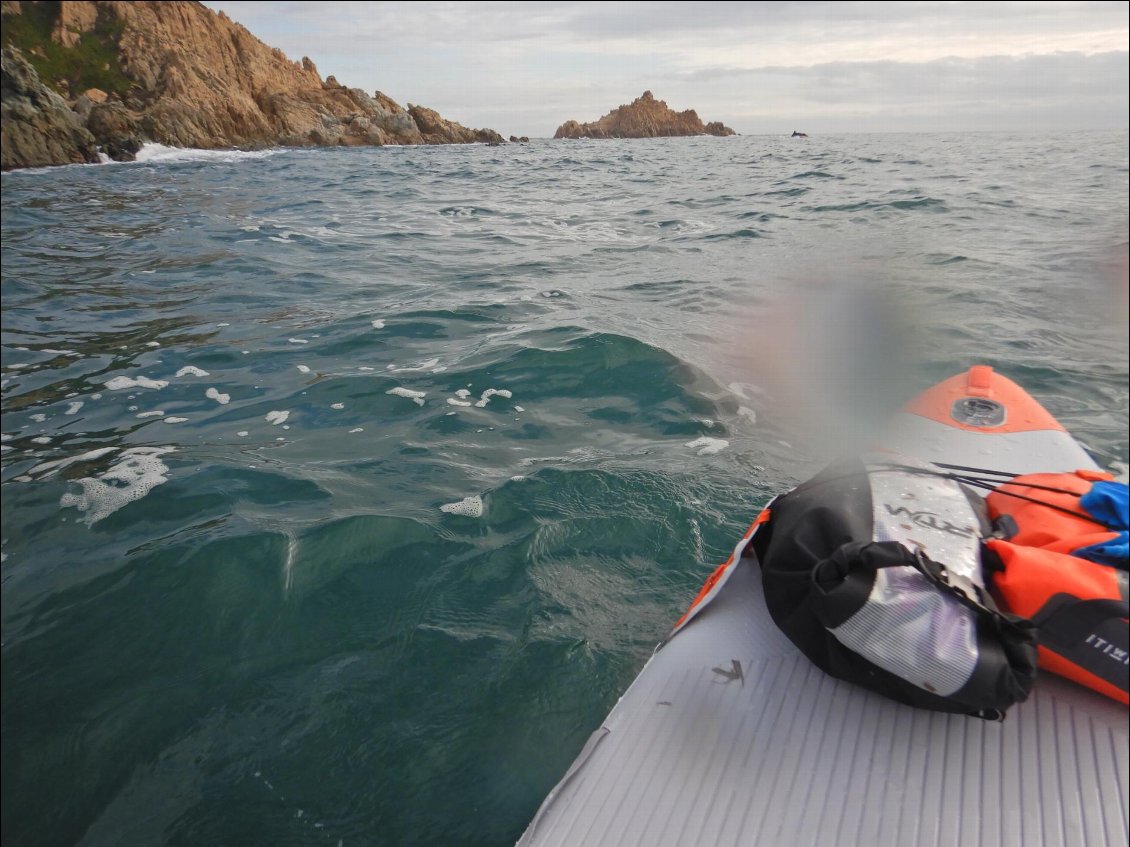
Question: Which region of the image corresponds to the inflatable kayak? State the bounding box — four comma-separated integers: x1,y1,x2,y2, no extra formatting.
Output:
519,366,1129,847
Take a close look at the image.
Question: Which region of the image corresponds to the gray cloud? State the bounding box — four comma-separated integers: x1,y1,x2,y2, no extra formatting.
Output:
205,1,1129,136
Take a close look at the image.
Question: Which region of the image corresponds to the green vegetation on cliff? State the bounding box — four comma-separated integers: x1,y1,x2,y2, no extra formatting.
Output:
1,0,129,97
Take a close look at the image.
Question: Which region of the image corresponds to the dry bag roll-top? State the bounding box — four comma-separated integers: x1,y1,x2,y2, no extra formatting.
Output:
985,470,1129,704
753,455,1038,718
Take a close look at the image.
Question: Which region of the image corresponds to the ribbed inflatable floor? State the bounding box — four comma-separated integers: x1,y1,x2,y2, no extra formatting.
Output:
519,552,1129,847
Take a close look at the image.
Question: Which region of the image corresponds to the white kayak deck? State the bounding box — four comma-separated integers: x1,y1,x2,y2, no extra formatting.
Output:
519,411,1129,847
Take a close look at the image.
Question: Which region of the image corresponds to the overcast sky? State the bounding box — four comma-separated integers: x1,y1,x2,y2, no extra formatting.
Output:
203,1,1129,137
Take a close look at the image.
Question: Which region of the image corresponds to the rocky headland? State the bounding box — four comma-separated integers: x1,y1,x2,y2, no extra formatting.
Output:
554,91,734,140
1,0,505,171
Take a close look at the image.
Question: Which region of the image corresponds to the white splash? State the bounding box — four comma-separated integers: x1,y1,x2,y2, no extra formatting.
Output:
474,388,513,408
65,401,84,415
105,375,168,391
331,402,344,410
440,495,484,517
371,319,385,329
132,143,281,164
349,427,364,433
176,366,210,378
59,447,175,525
266,410,290,425
145,341,161,348
206,387,231,405
386,387,426,406
296,365,311,374
237,430,249,437
30,413,47,422
288,338,309,345
686,437,729,456
738,406,758,424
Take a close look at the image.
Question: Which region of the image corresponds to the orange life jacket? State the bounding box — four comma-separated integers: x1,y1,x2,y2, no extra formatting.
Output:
985,470,1129,704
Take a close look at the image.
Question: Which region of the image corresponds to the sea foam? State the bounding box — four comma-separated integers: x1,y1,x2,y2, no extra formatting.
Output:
60,447,175,525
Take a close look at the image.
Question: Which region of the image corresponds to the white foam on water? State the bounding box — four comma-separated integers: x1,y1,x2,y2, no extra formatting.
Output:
738,406,758,424
455,389,472,399
371,319,385,329
176,366,210,378
296,365,311,373
136,410,164,418
145,341,161,348
206,387,231,405
685,436,729,456
447,398,472,407
331,403,344,410
266,410,290,425
474,388,512,408
440,495,484,517
31,436,51,445
514,405,525,412
105,375,168,391
386,387,426,406
349,427,364,433
0,433,12,441
59,446,175,525
132,143,281,165
65,401,84,415
164,416,188,424
699,418,715,428
91,393,102,400
237,430,249,437
30,413,47,422
288,338,308,345
358,367,375,372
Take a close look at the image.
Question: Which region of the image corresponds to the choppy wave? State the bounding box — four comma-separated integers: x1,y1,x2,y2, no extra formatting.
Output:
2,131,1127,847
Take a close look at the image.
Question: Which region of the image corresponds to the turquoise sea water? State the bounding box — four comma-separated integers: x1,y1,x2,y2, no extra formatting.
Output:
2,133,1128,846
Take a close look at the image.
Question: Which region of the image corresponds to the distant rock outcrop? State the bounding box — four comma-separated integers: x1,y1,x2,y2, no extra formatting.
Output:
1,0,505,170
554,91,735,140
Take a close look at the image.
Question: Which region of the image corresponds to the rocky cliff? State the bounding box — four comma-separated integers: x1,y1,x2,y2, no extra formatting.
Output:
1,0,504,170
554,91,735,140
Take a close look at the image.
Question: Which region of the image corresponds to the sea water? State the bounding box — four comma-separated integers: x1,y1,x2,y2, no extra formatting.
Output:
2,133,1127,846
